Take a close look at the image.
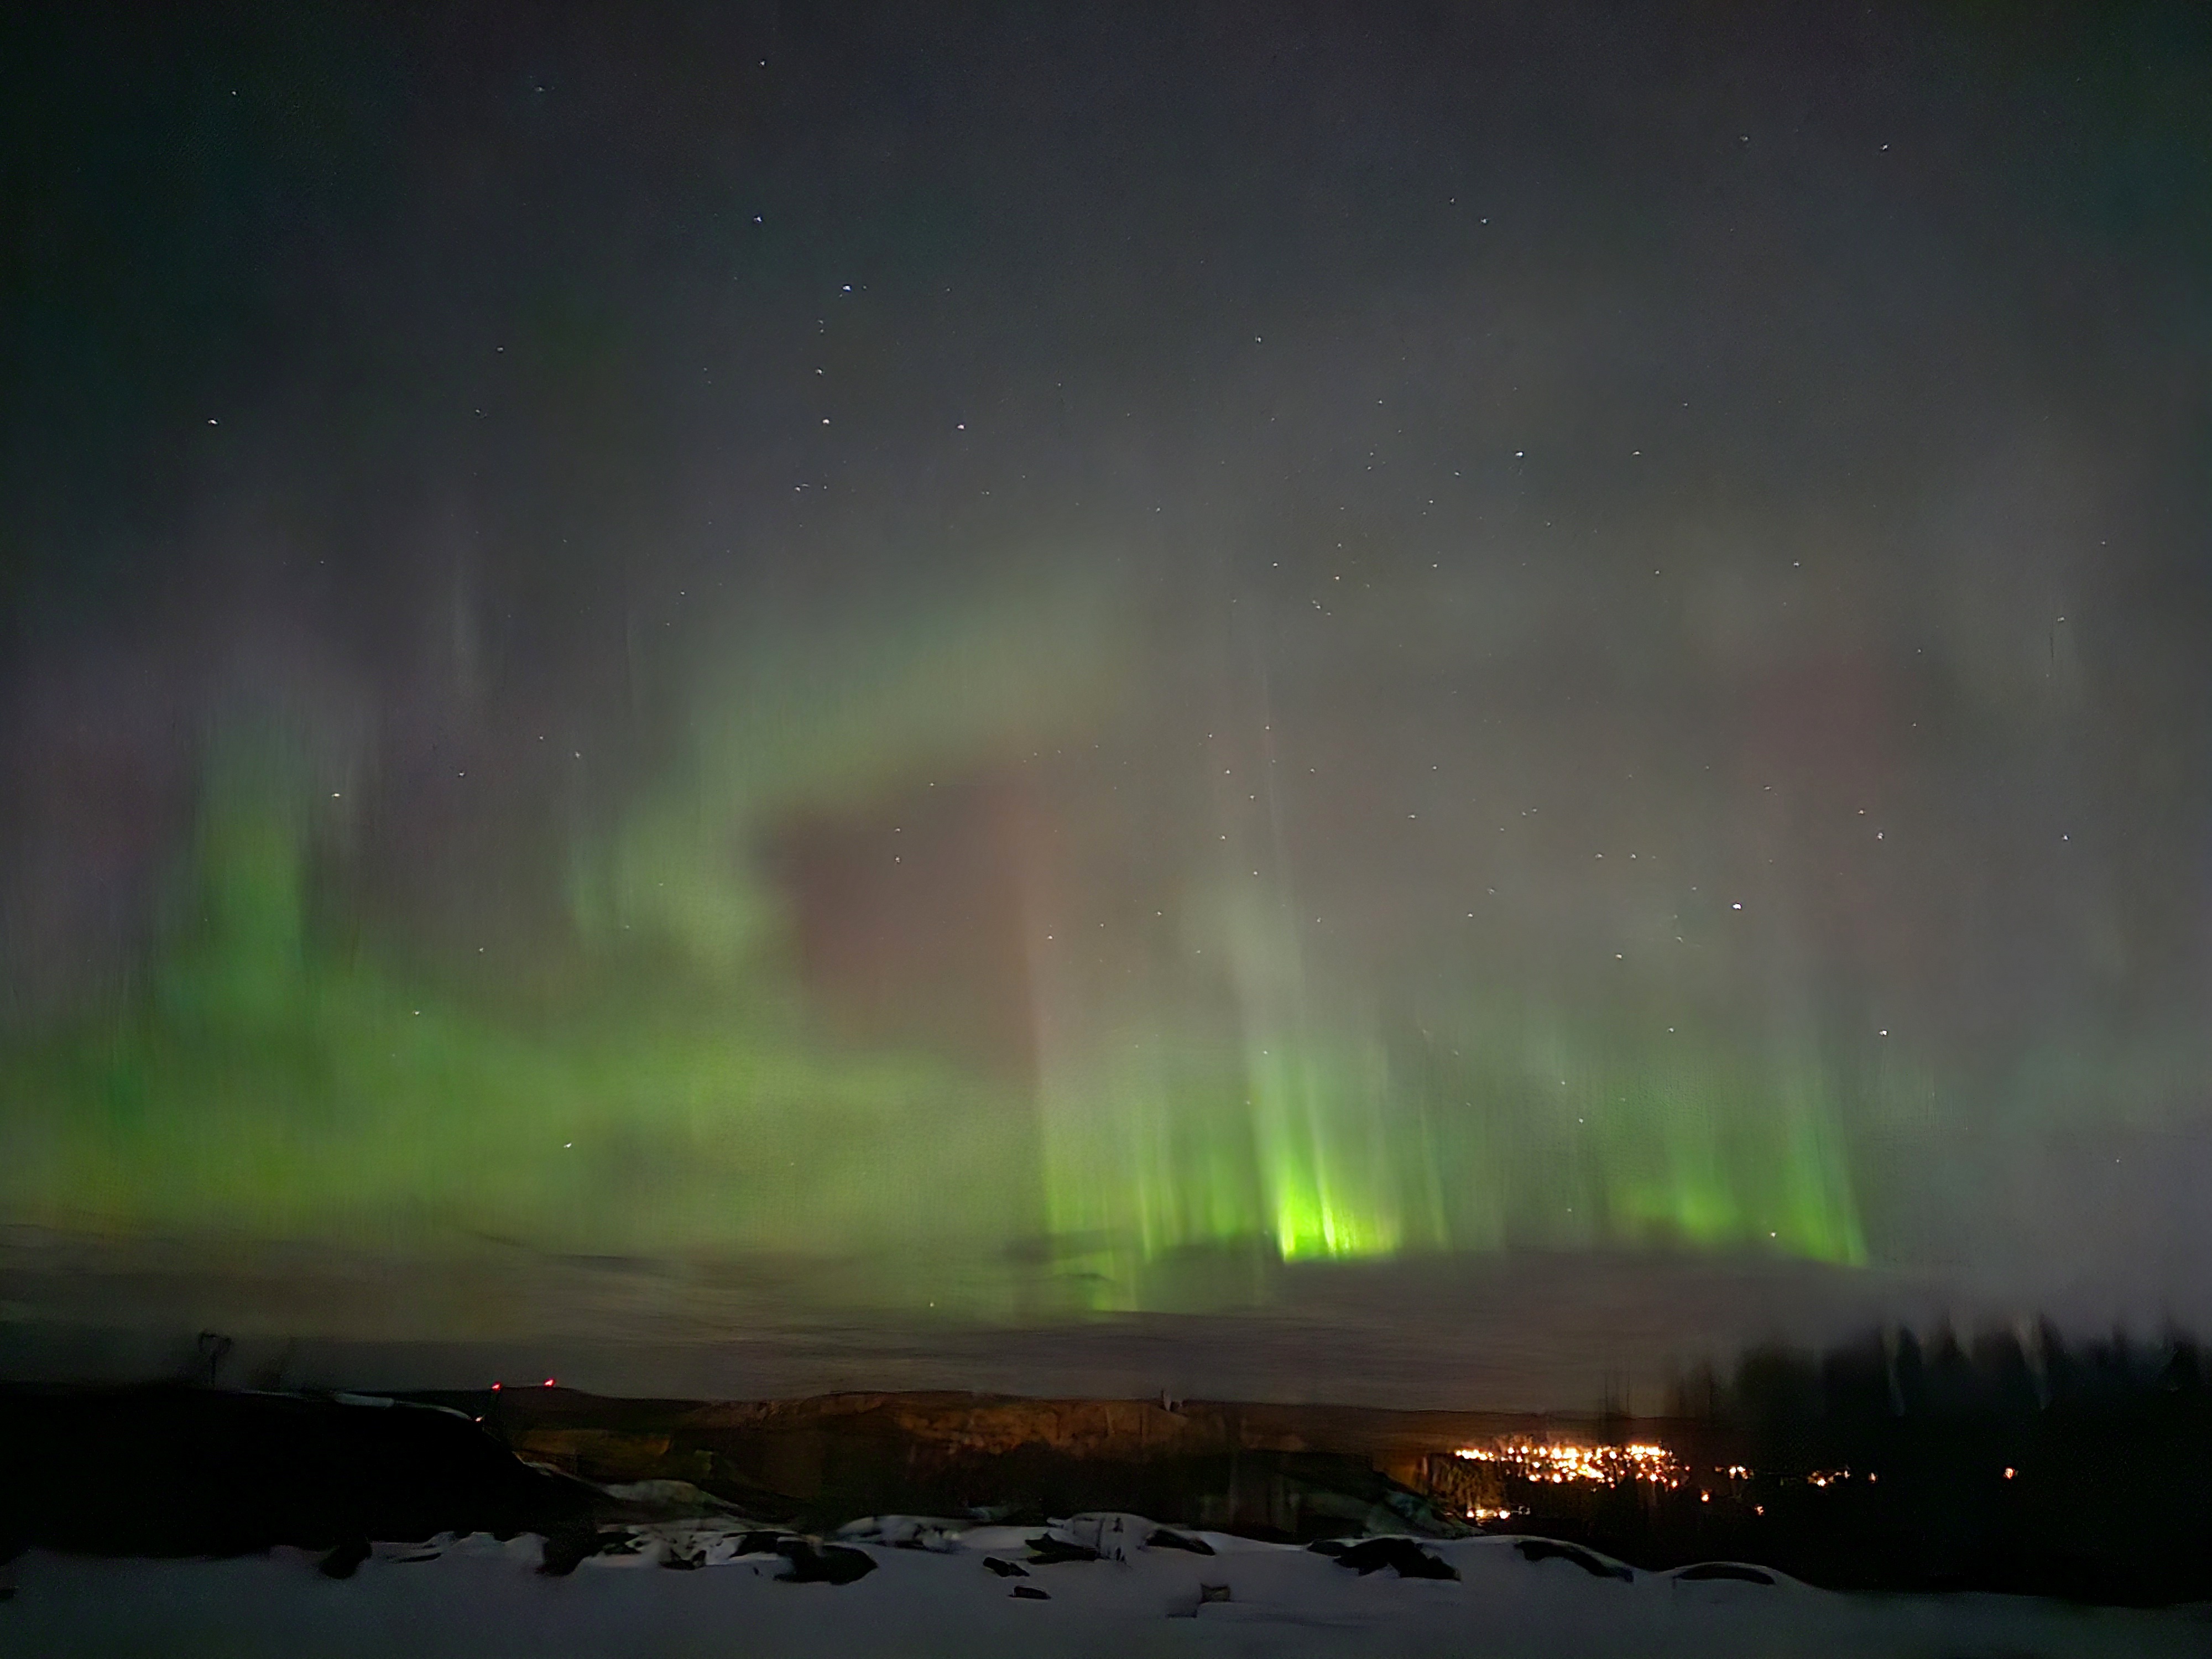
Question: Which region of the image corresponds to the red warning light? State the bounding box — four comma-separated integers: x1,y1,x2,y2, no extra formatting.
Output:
544,1378,556,1388
491,1382,502,1391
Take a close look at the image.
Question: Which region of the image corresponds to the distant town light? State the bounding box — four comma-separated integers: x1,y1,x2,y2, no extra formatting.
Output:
1452,1440,1686,1484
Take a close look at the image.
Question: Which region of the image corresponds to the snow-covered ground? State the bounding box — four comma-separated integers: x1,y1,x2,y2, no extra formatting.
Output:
6,1519,2207,1658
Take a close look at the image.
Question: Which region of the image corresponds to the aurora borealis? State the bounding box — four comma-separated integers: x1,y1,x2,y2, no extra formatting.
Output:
3,3,2210,1389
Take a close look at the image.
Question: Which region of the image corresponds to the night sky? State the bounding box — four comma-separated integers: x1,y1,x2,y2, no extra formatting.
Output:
3,2,2210,1402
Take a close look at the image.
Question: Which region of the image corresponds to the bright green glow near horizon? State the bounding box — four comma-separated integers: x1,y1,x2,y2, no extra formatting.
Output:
1036,1019,1864,1307
1,635,1867,1316
1032,833,1863,1305
1228,885,1418,1263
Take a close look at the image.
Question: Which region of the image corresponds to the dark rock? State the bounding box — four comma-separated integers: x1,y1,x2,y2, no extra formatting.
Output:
1674,1562,1774,1585
1146,1526,1214,1554
983,1556,1029,1577
775,1540,877,1584
1514,1537,1632,1581
1198,1582,1232,1603
318,1538,371,1579
1328,1536,1459,1580
536,1522,602,1576
195,1333,234,1387
1010,1584,1050,1599
1025,1532,1102,1564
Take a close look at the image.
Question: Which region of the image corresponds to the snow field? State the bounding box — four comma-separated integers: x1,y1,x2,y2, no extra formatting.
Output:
4,1519,2207,1658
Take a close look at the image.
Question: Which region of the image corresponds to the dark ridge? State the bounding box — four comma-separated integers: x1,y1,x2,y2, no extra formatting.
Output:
0,1383,595,1562
423,1386,1471,1542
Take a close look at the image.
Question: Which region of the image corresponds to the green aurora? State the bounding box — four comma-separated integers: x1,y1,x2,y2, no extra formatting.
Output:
0,586,1869,1313
4,0,2208,1371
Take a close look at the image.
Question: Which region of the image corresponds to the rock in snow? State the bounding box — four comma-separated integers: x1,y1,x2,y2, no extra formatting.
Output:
1512,1536,1634,1581
4,1525,2209,1657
